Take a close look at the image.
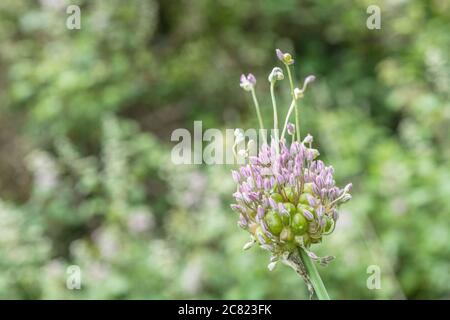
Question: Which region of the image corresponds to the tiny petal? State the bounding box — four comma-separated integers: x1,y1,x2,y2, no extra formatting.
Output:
257,206,265,220
247,73,256,85
276,174,285,185
344,183,353,193
275,49,284,61
306,194,317,207
303,209,314,221
257,233,268,245
278,203,289,216
268,197,277,209
243,240,255,251
238,216,248,229
263,178,271,190
255,175,263,189
248,192,259,202
316,206,324,218
231,170,241,183
267,261,278,271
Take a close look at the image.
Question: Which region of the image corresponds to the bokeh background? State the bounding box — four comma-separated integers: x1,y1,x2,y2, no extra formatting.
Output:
0,0,449,299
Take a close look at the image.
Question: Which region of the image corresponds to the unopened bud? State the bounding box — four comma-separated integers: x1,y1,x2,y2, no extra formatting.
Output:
240,73,256,91
303,134,313,144
294,87,303,100
341,193,352,203
302,75,316,91
287,123,295,135
268,67,284,83
275,49,295,65
243,240,255,251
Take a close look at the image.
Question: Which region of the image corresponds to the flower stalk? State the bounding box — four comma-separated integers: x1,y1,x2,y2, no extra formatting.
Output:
250,87,266,144
299,247,330,300
285,65,301,142
281,99,296,140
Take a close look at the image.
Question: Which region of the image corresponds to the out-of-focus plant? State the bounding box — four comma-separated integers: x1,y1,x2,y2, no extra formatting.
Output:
0,0,448,299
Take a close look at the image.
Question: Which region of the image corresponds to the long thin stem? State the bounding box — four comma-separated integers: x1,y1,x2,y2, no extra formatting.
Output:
250,87,266,143
270,82,279,151
281,99,296,140
299,247,330,300
285,65,300,142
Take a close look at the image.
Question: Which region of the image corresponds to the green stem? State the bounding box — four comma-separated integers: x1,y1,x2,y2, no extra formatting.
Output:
270,82,279,152
299,247,330,300
285,65,300,142
280,99,296,140
250,87,266,143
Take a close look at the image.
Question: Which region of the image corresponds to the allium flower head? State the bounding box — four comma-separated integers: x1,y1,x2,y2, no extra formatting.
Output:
231,138,352,259
232,48,352,298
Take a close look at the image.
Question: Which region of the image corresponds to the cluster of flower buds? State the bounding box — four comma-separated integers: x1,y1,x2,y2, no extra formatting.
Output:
232,49,352,270
231,137,352,257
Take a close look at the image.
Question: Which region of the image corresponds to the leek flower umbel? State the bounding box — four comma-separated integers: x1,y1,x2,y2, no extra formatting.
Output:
231,49,352,300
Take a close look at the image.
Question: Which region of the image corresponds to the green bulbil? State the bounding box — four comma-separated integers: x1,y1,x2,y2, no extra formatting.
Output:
297,203,314,214
270,192,283,202
265,211,283,236
303,182,313,194
292,213,308,235
284,187,296,203
283,202,296,215
280,202,296,225
298,193,310,205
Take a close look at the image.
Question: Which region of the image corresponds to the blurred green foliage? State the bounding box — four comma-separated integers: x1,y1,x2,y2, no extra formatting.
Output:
0,0,449,299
